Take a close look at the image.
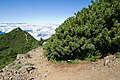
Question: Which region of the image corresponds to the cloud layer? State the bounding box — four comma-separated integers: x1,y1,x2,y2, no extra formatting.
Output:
0,23,59,40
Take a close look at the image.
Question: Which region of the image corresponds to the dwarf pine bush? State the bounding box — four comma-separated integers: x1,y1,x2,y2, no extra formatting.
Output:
43,0,120,61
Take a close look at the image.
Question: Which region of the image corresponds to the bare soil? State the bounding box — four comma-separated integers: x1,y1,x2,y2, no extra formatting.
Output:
0,47,120,80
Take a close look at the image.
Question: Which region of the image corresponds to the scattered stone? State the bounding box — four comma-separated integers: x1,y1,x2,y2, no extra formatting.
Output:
17,54,32,60
44,73,48,78
26,66,36,74
0,70,3,73
1,47,119,80
0,74,4,80
26,54,32,58
29,77,34,80
16,54,24,60
103,55,116,66
43,71,49,78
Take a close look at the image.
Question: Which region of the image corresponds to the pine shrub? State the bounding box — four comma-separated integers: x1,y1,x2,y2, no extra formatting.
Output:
43,0,120,61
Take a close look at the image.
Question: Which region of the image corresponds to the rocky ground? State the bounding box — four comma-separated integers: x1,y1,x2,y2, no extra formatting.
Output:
0,47,120,80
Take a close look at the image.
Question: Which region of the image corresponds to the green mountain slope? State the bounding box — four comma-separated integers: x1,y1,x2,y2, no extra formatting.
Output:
0,27,40,68
43,0,120,61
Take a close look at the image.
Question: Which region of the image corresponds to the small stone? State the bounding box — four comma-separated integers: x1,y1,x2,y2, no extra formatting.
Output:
43,73,49,78
0,70,3,73
26,66,36,73
0,74,4,79
29,78,34,80
104,59,110,66
26,54,32,58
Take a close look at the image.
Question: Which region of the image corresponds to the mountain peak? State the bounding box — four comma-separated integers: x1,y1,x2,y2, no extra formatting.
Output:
16,27,22,31
11,27,22,32
0,28,40,69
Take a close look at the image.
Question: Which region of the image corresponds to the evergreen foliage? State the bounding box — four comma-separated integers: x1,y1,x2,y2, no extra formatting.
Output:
0,27,40,68
43,0,120,61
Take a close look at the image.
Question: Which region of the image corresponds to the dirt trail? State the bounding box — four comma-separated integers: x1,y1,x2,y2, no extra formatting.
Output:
0,47,120,80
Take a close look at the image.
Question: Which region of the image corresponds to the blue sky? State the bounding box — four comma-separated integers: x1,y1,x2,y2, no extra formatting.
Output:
0,0,91,24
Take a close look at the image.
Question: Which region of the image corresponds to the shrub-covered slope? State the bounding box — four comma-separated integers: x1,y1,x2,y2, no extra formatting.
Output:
0,27,40,68
43,0,120,61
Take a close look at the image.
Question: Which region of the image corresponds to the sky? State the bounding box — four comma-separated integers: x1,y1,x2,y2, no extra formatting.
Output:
0,0,91,24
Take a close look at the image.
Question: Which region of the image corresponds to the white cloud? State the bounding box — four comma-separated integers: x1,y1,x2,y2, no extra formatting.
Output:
0,23,59,40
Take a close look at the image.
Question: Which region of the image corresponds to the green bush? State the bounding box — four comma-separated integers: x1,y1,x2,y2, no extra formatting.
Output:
43,0,120,61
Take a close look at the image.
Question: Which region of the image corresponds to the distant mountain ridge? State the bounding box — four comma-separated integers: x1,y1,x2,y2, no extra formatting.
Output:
0,27,40,68
0,23,59,40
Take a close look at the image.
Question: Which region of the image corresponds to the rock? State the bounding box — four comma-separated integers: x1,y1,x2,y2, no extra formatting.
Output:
42,71,49,78
16,54,25,60
26,66,36,74
29,77,34,80
16,54,32,65
26,54,32,58
12,76,21,80
103,59,110,66
0,70,3,73
103,55,116,66
44,73,49,78
17,54,31,61
16,65,36,75
105,55,116,60
0,74,4,80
